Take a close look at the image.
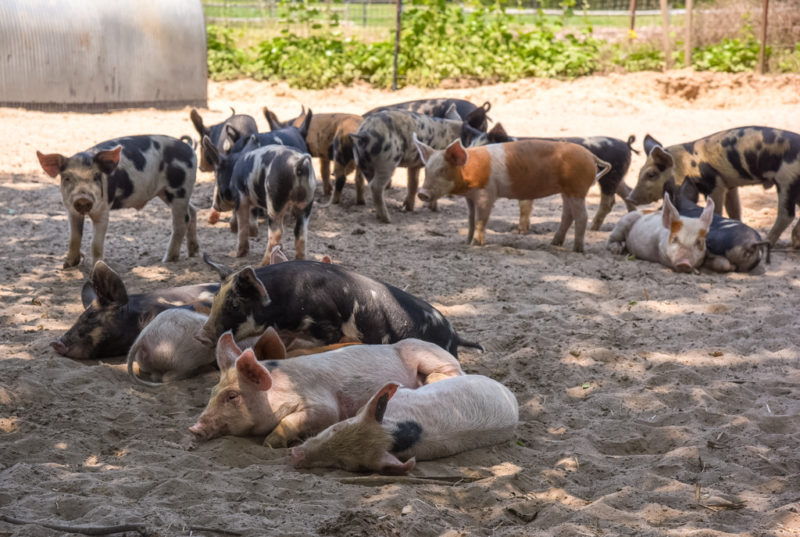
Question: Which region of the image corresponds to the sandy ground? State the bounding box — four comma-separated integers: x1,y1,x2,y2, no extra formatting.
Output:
1,71,800,537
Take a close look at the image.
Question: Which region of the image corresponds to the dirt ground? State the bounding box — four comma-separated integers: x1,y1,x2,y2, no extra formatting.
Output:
1,70,800,537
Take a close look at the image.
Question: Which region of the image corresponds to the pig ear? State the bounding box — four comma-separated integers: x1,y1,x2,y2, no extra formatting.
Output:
643,134,662,156
225,124,242,144
443,103,461,121
81,280,97,309
444,138,468,167
298,109,313,140
413,133,436,165
235,349,272,391
365,383,400,423
488,122,509,143
252,327,287,361
91,261,128,307
202,136,220,167
379,454,416,475
321,255,332,264
262,106,282,131
190,109,208,136
464,106,487,131
234,267,271,307
349,133,365,146
661,193,680,230
270,245,289,265
650,146,673,171
36,151,66,178
216,331,242,371
700,197,715,228
94,146,121,174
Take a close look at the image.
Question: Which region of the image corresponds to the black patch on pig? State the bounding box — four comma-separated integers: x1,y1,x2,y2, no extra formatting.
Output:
119,137,152,171
785,180,800,217
369,135,385,156
167,166,186,189
164,142,195,168
294,201,313,237
691,161,697,167
164,191,174,203
265,361,279,369
726,149,751,180
783,133,800,163
175,187,186,199
265,152,295,212
154,141,161,150
721,136,737,148
185,213,190,223
744,149,782,179
255,167,268,209
681,141,696,154
391,421,423,452
108,168,134,208
762,128,776,144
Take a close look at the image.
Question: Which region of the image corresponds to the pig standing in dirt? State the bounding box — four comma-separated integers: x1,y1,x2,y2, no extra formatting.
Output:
189,330,464,448
607,193,714,273
264,106,365,205
37,135,199,267
414,136,611,252
291,375,519,474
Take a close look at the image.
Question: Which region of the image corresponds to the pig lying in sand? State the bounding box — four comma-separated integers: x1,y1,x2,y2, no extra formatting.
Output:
608,193,714,273
291,375,519,474
189,330,463,447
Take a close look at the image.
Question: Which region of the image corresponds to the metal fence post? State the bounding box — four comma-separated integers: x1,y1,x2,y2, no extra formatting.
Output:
393,0,402,90
659,0,671,70
363,0,367,27
684,0,692,67
758,0,769,74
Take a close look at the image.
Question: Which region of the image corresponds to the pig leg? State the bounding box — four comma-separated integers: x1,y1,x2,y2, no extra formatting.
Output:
333,170,346,205
607,211,642,254
590,192,616,231
473,192,495,246
766,188,795,246
518,200,533,234
64,212,85,268
396,340,463,385
292,202,313,261
724,188,742,220
703,253,734,273
354,170,365,205
264,407,338,448
320,158,332,196
616,181,636,212
370,169,393,223
568,196,588,253
403,167,419,212
89,210,109,265
186,203,200,257
551,194,575,248
792,217,800,249
466,198,476,244
235,199,251,257
249,208,260,237
161,193,190,262
262,213,285,266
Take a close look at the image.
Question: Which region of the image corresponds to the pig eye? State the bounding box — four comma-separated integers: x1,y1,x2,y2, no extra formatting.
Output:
670,235,679,244
93,173,102,183
696,239,705,249
224,390,240,403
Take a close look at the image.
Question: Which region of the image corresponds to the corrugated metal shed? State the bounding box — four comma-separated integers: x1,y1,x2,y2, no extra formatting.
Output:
0,0,208,110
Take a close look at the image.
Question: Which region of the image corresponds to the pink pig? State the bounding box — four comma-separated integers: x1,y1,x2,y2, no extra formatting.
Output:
189,329,463,448
291,375,519,474
607,192,714,272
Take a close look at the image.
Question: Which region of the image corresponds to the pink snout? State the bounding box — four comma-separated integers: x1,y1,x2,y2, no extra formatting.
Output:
189,421,209,440
417,189,431,203
674,260,693,273
72,197,94,214
290,446,307,468
51,338,69,356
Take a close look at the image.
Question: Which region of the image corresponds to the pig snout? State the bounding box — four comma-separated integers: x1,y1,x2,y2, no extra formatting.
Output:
72,196,94,214
674,260,693,273
290,446,307,468
189,421,210,440
417,189,431,203
51,338,69,356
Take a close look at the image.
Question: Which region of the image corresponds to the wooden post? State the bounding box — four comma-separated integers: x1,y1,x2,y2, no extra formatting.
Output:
660,0,672,70
629,0,636,40
392,0,402,90
684,0,693,67
758,0,769,74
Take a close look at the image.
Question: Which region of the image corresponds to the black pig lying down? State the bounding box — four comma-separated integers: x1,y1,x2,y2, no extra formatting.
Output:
197,255,483,359
51,261,219,360
53,258,483,360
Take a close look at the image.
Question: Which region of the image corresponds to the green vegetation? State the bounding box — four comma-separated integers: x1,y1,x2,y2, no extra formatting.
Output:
205,0,797,88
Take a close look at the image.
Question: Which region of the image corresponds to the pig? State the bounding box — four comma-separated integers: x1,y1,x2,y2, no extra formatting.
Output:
190,109,258,225
198,254,483,357
52,261,219,360
482,123,638,230
365,98,492,132
127,309,214,386
204,142,316,265
126,308,361,387
37,135,199,268
607,193,714,273
414,137,611,252
291,374,519,474
189,330,464,447
350,107,480,222
670,180,770,273
264,106,365,204
627,127,800,247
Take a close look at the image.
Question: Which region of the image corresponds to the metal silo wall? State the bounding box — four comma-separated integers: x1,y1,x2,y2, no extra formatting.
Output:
0,0,207,110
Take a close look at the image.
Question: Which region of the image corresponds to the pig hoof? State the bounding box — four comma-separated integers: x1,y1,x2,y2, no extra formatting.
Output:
163,253,180,263
573,245,584,253
235,248,249,258
188,243,200,257
63,258,80,269
356,198,365,206
249,227,258,238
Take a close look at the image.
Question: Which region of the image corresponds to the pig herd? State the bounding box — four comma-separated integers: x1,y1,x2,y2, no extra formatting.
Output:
41,96,800,475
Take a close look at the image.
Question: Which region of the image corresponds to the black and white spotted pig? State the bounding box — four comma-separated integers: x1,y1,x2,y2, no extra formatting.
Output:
37,135,199,268
483,123,638,231
205,141,316,265
628,126,800,247
350,108,478,222
366,98,492,132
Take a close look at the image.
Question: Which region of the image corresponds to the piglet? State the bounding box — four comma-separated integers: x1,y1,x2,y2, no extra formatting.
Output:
608,193,714,273
127,309,214,387
189,329,463,448
291,375,518,474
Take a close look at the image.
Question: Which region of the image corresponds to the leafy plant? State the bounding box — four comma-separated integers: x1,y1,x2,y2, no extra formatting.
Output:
692,24,766,72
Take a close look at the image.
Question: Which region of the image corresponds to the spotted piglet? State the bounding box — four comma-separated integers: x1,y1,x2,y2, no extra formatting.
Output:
291,375,519,474
37,136,199,268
